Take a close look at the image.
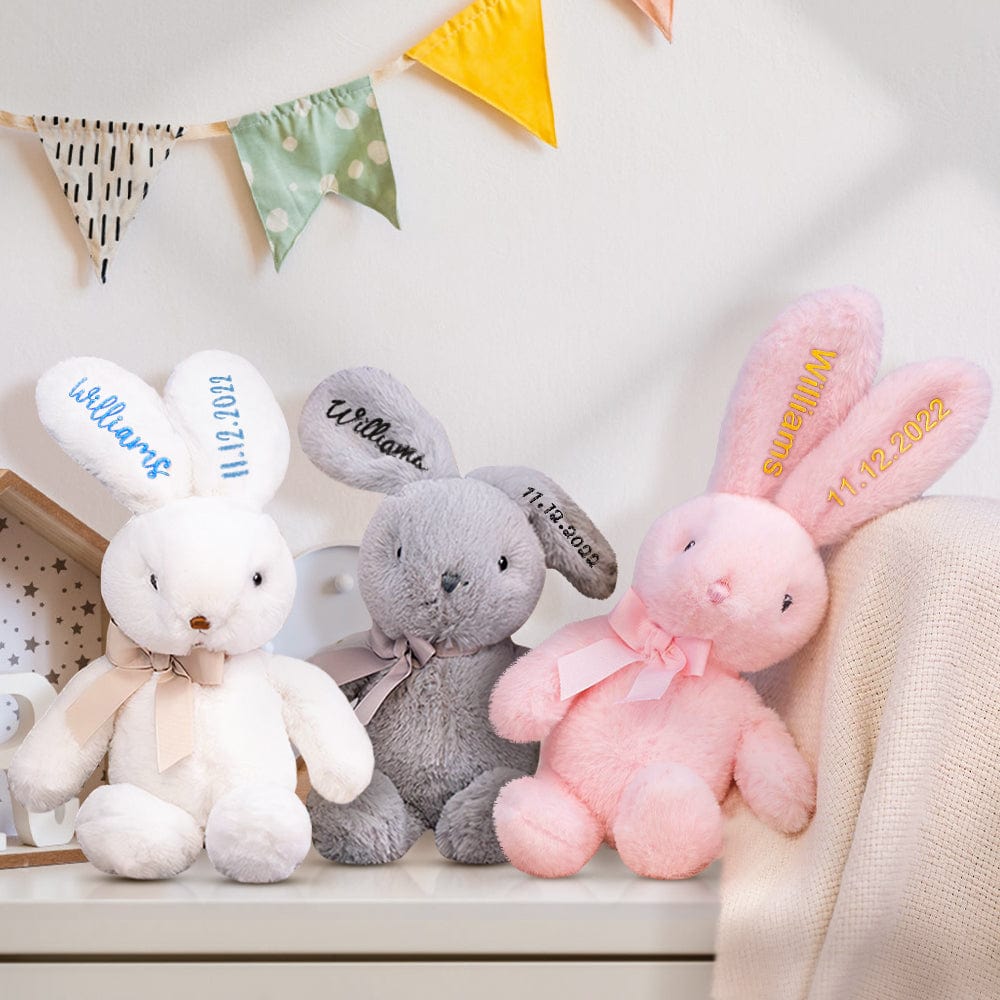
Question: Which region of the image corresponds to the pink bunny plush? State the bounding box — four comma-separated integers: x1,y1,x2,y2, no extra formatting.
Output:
490,288,991,880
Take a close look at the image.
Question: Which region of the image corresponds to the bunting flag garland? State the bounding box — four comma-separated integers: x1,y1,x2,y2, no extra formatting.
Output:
0,0,671,282
35,117,183,283
631,0,674,41
406,0,557,147
229,78,399,270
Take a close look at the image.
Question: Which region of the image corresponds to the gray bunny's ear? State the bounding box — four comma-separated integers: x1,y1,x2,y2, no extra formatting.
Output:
299,367,459,494
469,466,618,599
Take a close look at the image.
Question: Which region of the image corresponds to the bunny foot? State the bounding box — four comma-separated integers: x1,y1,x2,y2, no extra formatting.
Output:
308,769,425,865
611,762,723,879
435,766,523,864
76,783,203,880
205,785,311,883
493,773,602,878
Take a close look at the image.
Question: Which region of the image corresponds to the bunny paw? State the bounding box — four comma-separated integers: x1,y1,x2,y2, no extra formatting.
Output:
308,754,376,806
308,770,425,865
612,763,723,879
435,767,523,864
76,784,203,880
205,785,311,883
757,765,816,834
735,724,816,834
489,671,564,743
493,774,603,877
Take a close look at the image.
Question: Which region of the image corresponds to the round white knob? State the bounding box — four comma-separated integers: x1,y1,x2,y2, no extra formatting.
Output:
332,573,355,594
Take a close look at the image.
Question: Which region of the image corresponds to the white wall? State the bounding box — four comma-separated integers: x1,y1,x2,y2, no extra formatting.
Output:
1,0,998,643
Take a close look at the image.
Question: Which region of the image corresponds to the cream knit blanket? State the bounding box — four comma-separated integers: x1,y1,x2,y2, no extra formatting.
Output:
713,496,1000,1000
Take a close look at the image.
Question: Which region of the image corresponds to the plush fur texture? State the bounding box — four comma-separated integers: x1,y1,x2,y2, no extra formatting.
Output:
204,785,312,883
100,498,297,657
632,495,828,675
75,783,204,879
298,367,618,864
491,288,991,879
470,467,619,600
775,359,993,546
298,365,460,494
8,352,374,882
35,357,194,513
708,287,883,498
360,479,549,650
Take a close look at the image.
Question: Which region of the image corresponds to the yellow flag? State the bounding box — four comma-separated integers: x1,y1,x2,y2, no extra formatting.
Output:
407,0,556,147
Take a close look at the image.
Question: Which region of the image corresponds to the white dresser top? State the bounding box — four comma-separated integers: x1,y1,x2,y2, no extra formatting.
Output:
0,834,720,958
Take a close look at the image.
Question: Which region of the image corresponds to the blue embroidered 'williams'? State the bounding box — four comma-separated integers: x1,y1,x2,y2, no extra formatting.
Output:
68,377,173,480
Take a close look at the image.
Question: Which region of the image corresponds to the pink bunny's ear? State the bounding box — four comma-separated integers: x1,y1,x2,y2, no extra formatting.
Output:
708,288,883,499
775,359,990,547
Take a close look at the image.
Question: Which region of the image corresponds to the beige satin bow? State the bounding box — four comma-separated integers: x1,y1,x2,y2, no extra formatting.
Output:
65,622,226,772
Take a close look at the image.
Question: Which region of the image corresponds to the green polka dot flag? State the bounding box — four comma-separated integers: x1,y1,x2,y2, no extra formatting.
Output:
229,76,399,271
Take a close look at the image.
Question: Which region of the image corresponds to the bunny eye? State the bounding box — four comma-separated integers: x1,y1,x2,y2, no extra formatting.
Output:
252,572,263,587
684,540,696,551
498,556,509,572
781,594,793,613
149,573,158,591
396,545,402,560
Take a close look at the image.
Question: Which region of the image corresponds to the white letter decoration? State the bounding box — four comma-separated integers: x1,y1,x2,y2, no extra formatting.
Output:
0,672,78,847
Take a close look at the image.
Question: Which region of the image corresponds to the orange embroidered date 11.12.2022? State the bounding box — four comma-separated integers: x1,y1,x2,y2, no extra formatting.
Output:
826,397,952,508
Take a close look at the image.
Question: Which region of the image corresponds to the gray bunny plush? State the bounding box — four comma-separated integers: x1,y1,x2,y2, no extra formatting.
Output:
298,368,618,864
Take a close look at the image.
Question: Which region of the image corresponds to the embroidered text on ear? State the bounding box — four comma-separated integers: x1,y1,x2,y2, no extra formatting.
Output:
826,397,952,507
521,486,600,569
325,399,428,470
68,377,172,479
208,374,250,480
762,349,838,478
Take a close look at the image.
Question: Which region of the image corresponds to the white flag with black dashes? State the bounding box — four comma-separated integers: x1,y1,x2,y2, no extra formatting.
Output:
35,116,184,283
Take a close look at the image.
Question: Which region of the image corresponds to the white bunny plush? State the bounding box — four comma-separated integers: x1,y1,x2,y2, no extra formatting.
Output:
7,352,374,882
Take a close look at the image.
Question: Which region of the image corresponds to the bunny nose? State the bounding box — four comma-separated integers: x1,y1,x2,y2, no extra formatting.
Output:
189,615,211,631
441,573,461,594
706,580,731,605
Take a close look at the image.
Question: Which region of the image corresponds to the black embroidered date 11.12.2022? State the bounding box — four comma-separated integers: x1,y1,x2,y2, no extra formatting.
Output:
521,487,600,568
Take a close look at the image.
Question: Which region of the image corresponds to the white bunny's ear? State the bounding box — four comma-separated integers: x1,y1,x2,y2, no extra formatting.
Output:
298,367,459,495
36,358,193,513
708,288,883,499
162,351,289,508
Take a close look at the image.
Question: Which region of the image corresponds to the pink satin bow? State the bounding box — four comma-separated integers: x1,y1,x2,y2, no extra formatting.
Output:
65,622,226,773
557,588,712,702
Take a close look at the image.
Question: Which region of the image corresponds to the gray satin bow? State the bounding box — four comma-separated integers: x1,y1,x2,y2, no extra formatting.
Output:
309,624,476,725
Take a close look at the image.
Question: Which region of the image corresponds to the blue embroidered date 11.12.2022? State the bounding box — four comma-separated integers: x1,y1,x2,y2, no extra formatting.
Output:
210,374,250,479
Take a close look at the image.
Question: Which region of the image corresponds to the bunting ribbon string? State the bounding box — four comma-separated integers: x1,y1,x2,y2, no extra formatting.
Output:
0,57,417,142
0,0,672,283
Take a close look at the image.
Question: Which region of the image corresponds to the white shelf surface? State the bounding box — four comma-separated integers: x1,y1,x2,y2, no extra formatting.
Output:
0,834,720,959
